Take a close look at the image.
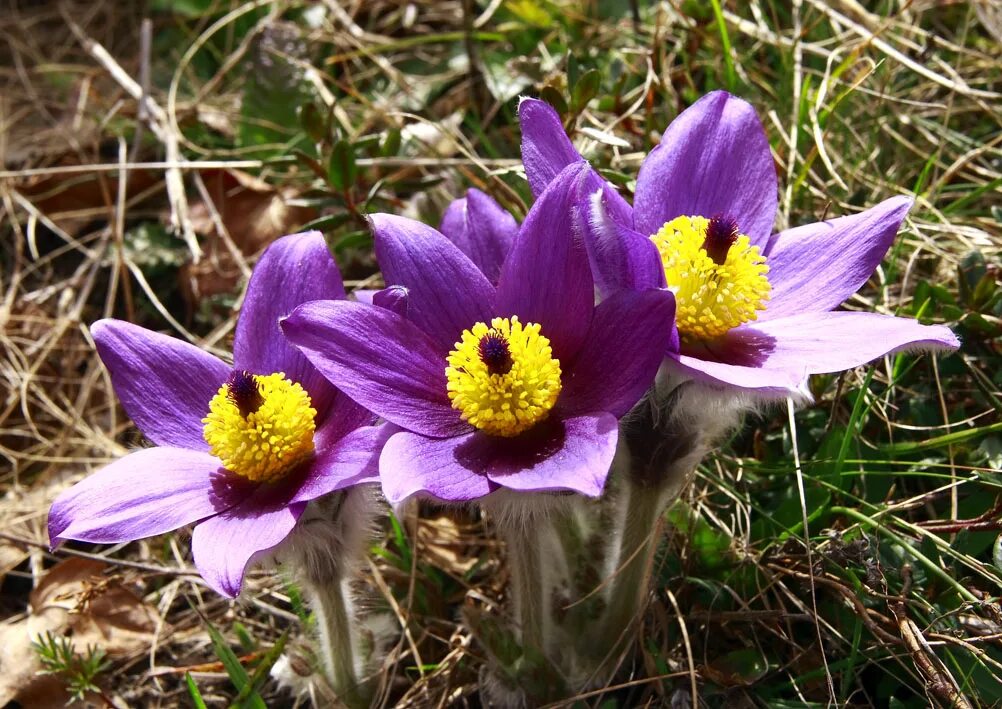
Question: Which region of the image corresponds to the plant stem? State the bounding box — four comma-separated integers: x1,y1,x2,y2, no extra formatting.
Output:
504,519,547,653
306,578,368,709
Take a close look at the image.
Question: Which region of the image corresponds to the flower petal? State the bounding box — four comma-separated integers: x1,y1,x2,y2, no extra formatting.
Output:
290,424,386,503
439,189,518,284
191,495,305,597
634,91,777,247
561,289,676,417
583,186,665,296
91,319,229,450
670,354,808,398
370,213,494,352
233,231,344,414
379,429,497,505
49,447,243,545
519,97,585,199
762,196,912,319
282,300,468,438
741,311,960,374
353,286,410,317
496,163,594,361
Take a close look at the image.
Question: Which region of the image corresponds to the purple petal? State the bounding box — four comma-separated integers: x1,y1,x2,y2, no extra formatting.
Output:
519,97,584,199
496,163,594,361
671,353,807,397
438,189,518,284
371,213,494,352
233,231,343,415
634,91,777,247
583,185,665,295
290,424,386,503
91,319,229,450
379,430,497,505
49,447,243,545
762,196,912,320
379,412,616,503
740,311,960,375
282,300,468,438
353,286,410,317
191,495,305,597
561,289,676,417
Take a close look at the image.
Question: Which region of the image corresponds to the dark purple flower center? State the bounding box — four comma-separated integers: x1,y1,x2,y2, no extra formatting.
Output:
478,331,513,375
702,215,740,265
227,370,264,417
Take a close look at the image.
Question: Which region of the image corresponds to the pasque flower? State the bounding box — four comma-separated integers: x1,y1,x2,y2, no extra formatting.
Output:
49,232,381,597
282,164,676,505
439,187,518,284
519,92,960,395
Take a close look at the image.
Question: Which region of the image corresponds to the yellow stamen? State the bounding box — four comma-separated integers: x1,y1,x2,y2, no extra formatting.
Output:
202,372,316,483
650,215,771,341
446,316,561,437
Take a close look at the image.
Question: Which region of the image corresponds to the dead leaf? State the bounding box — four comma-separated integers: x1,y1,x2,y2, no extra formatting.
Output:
0,557,159,707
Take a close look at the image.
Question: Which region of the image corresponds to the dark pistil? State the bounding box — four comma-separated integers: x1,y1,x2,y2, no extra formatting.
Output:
478,331,513,375
702,215,740,265
227,370,264,417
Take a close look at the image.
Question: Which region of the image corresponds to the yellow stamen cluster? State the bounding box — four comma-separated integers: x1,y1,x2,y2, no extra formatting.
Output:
650,215,771,341
202,373,316,483
446,316,562,437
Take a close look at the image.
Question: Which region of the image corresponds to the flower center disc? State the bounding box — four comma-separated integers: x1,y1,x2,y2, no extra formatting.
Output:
202,371,317,483
446,316,561,438
650,215,771,341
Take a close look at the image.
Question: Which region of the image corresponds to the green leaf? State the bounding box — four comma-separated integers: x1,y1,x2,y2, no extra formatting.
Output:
205,620,266,709
571,69,601,112
299,102,327,143
380,128,402,157
539,85,568,115
328,140,358,192
186,673,209,709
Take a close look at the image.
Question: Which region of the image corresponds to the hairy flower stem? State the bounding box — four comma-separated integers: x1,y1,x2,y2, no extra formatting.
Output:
306,577,368,709
504,520,547,653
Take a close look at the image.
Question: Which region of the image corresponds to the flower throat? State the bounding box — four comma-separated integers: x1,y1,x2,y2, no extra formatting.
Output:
650,214,771,341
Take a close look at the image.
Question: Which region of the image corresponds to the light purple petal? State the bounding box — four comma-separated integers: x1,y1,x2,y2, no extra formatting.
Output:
634,91,777,247
371,213,494,353
741,311,960,375
233,231,343,415
282,300,468,438
49,447,243,545
519,97,585,199
761,196,912,320
290,424,386,503
561,289,676,417
671,354,807,397
583,185,665,295
191,495,305,597
379,430,497,505
496,163,594,361
354,286,410,317
91,319,228,451
438,189,517,284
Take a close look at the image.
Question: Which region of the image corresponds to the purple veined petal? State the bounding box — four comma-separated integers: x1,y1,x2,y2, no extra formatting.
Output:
439,189,518,283
634,91,778,248
496,162,595,361
561,289,676,418
740,311,960,375
379,430,497,505
519,97,585,199
282,300,469,438
670,352,808,398
91,319,229,451
518,98,633,226
290,424,387,504
48,447,247,546
761,196,913,320
233,231,344,417
191,495,305,597
353,286,410,317
379,413,617,503
370,213,494,353
582,185,666,296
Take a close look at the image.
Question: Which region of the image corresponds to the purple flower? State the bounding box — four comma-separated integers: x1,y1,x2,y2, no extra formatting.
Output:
519,92,960,396
439,188,518,284
48,232,381,597
282,165,676,505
